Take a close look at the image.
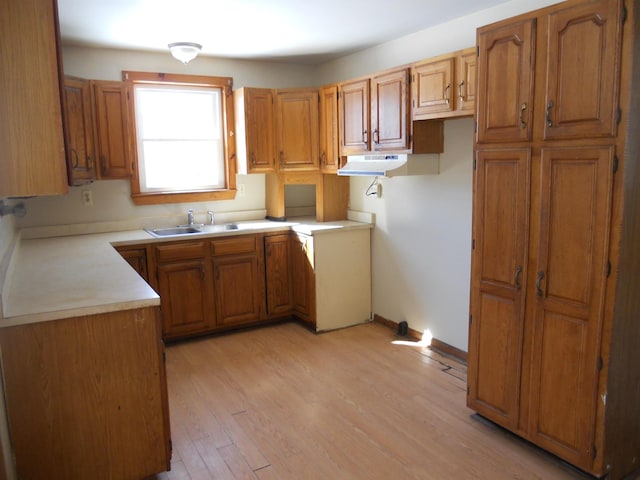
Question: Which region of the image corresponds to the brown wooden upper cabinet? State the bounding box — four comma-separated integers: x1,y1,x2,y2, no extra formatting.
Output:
275,88,320,171
0,0,68,197
338,78,371,155
476,19,535,143
371,68,411,151
234,87,276,174
542,0,622,140
63,76,98,185
339,67,410,155
412,47,477,121
319,85,340,173
93,80,134,178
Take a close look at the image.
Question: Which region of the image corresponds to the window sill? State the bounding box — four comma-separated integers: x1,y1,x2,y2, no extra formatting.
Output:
131,189,237,205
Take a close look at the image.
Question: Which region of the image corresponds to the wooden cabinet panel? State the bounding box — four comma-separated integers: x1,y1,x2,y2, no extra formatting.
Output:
319,85,340,173
93,80,133,179
116,245,149,282
63,76,97,185
0,0,68,197
528,146,614,468
476,19,535,143
456,49,477,115
371,68,410,151
339,79,370,155
234,88,276,173
543,0,622,139
213,254,263,326
413,57,454,117
0,308,170,479
291,233,315,326
468,148,530,429
265,234,293,316
157,257,214,339
275,89,319,171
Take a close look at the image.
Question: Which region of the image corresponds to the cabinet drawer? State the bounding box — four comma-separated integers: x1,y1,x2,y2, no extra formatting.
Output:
155,241,206,263
211,235,257,256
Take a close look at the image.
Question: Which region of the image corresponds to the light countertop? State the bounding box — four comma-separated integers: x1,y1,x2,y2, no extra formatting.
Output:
1,218,372,328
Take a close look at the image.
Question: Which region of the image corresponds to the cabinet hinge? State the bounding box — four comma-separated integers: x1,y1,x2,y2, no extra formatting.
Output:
473,157,477,170
592,445,597,460
336,90,339,100
126,91,130,100
162,350,166,364
471,239,475,250
597,357,604,371
622,3,628,24
616,107,622,125
169,439,173,453
474,121,478,133
467,385,470,394
408,133,412,143
469,314,473,324
606,261,612,277
613,156,619,173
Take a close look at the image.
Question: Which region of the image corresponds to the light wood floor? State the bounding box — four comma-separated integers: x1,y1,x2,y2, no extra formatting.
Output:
156,321,593,480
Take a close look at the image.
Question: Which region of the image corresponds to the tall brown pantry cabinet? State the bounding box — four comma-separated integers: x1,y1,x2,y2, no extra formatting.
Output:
467,0,640,479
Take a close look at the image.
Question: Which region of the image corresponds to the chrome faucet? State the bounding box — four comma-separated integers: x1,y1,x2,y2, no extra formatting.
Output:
187,209,194,226
207,210,215,225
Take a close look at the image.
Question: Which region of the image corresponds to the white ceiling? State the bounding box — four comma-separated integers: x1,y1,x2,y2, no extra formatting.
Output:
57,0,508,64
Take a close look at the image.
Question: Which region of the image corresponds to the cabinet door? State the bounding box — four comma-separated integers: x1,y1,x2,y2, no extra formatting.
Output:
275,89,319,171
371,68,410,151
213,254,263,326
477,19,535,143
63,77,97,185
291,234,315,326
412,57,454,118
116,246,149,282
245,88,276,172
319,85,340,173
157,259,213,339
0,0,67,197
456,48,477,115
93,80,133,178
543,0,622,140
265,235,293,316
339,79,370,155
467,148,530,430
528,146,614,469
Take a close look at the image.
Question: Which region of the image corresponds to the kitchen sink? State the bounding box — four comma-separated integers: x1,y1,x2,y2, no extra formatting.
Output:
145,226,203,237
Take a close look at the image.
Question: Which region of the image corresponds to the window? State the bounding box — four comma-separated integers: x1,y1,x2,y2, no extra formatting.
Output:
124,71,236,205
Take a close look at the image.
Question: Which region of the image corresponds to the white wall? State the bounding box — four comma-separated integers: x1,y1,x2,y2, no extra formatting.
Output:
320,0,561,351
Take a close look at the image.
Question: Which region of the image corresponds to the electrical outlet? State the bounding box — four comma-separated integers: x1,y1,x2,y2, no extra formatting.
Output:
237,183,246,197
81,190,93,207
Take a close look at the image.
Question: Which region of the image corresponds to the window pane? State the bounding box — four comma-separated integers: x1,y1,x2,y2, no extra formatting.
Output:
133,84,226,193
140,140,225,191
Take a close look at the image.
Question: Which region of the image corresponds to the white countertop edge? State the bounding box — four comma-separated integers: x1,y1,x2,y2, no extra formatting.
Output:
0,297,161,328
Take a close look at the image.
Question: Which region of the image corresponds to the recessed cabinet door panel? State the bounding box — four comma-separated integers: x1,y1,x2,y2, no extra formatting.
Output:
157,260,212,338
64,77,97,185
412,58,454,117
213,254,263,326
371,69,409,151
246,89,276,172
477,19,535,143
456,49,477,114
467,148,530,429
529,146,614,469
543,0,622,139
339,79,370,155
275,90,319,171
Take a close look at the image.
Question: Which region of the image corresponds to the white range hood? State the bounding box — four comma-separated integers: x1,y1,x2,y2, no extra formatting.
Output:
337,153,439,177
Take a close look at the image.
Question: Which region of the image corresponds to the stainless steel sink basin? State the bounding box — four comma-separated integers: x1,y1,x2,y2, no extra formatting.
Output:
145,226,203,237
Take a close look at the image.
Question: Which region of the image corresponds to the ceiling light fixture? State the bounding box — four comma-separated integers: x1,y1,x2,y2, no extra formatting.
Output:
168,42,202,64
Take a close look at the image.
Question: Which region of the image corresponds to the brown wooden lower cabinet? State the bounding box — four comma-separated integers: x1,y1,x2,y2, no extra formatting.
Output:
0,307,171,479
264,234,293,316
290,232,316,326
